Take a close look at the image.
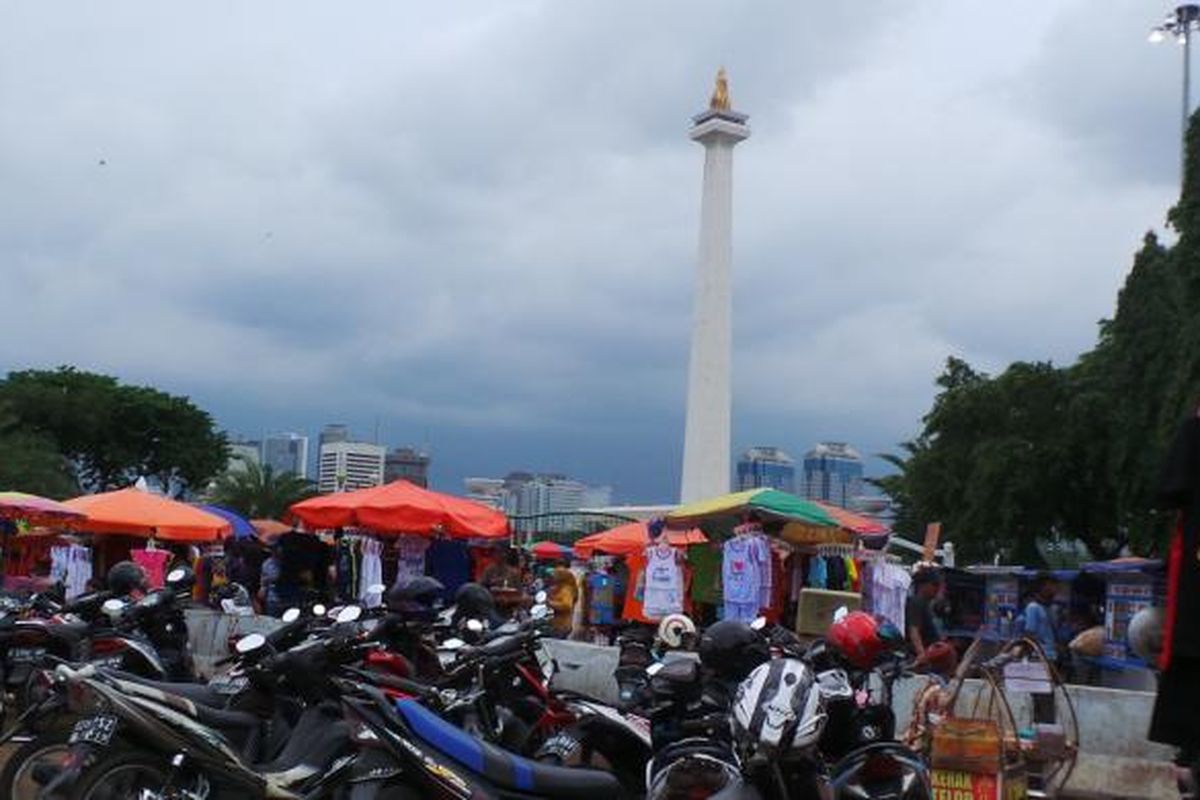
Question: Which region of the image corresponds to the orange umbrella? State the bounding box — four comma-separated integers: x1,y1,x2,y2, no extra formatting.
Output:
574,521,707,559
250,519,290,540
288,480,509,540
63,487,232,542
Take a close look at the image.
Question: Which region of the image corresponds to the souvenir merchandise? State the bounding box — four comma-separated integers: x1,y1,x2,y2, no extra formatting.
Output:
51,543,93,599
643,541,684,619
688,543,723,605
391,534,431,587
587,568,617,626
132,545,169,589
427,539,472,601
359,536,384,606
867,560,910,630
722,528,770,622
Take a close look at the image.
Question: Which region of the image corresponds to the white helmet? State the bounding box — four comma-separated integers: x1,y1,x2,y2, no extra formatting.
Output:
1128,606,1165,663
657,614,697,649
732,657,826,757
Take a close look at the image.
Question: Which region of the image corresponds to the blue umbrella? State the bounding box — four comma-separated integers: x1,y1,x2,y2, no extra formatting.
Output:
194,504,256,540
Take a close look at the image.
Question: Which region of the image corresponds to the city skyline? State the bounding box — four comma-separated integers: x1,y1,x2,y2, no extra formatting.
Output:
0,2,1183,506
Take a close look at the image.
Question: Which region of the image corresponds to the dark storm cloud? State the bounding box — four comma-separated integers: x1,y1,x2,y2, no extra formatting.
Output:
0,1,1184,500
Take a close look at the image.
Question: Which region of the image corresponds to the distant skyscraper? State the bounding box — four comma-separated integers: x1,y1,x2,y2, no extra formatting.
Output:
736,446,795,492
319,424,350,449
263,432,309,480
464,477,507,510
318,440,385,493
384,446,431,487
226,440,261,475
801,442,864,508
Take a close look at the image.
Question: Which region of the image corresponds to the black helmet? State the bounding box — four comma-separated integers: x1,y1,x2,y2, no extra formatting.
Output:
108,561,149,597
454,583,496,618
386,576,446,619
699,620,770,682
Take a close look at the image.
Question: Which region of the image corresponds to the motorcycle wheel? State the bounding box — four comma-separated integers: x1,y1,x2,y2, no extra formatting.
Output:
67,748,169,800
0,725,72,800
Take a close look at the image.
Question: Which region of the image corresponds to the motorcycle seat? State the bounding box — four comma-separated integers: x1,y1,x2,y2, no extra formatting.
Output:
20,619,91,644
105,670,228,709
256,705,349,777
396,698,625,799
474,633,526,660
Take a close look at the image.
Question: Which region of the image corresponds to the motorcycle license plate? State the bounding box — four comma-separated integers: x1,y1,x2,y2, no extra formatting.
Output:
70,714,119,747
9,647,46,663
210,673,249,694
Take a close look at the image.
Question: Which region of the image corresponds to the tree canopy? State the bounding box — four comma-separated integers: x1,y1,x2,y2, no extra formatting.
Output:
207,459,317,520
879,116,1200,564
0,367,228,497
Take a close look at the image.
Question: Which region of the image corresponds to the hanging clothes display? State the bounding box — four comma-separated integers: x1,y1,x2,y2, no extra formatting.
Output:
587,569,617,626
335,535,359,601
359,537,384,606
132,546,169,589
722,528,770,622
394,535,431,588
687,543,722,606
427,539,471,602
50,543,92,599
868,561,911,630
642,541,684,619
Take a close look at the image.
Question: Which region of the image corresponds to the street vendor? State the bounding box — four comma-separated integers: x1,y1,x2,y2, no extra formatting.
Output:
907,567,955,674
480,545,525,612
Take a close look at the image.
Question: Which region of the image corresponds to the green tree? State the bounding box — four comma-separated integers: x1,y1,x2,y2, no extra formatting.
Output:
0,367,228,495
0,403,78,498
207,460,316,519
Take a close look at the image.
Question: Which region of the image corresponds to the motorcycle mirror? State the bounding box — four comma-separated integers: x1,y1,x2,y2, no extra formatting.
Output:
336,605,363,624
535,590,548,604
312,604,327,617
466,619,484,633
166,568,186,584
750,617,767,631
442,638,466,651
101,598,126,616
281,607,301,623
236,633,266,654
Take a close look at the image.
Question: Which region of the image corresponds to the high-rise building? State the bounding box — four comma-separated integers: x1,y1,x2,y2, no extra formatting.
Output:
226,440,261,475
801,442,864,508
736,447,795,492
680,69,749,503
319,424,350,449
263,432,309,479
464,478,507,510
464,473,609,522
384,446,431,487
318,440,385,493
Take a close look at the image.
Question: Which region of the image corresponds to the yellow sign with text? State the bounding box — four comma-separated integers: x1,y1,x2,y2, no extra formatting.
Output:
930,769,1026,800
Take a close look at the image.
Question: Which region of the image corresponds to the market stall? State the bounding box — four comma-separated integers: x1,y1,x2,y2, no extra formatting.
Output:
0,491,90,594
287,479,511,604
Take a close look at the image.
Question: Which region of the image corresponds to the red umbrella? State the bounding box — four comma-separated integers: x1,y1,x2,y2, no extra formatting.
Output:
573,521,707,559
288,480,509,540
527,541,573,561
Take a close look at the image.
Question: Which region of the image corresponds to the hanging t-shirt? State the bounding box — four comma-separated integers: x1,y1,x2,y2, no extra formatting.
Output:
762,545,790,624
470,547,503,582
132,548,169,589
722,536,768,604
426,540,471,602
393,536,431,587
688,544,723,605
808,556,828,589
643,543,683,619
359,538,384,606
588,572,617,625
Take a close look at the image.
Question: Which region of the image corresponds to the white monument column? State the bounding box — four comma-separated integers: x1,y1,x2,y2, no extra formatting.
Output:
680,69,749,503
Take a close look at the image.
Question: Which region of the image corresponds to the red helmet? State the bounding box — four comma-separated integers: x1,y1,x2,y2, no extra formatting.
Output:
827,611,886,669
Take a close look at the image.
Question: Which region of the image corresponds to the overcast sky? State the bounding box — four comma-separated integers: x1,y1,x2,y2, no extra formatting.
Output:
0,1,1186,502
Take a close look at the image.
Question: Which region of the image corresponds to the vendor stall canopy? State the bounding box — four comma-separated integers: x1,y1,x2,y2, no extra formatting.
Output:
573,521,707,559
62,487,232,542
527,540,574,561
0,491,88,528
287,479,509,540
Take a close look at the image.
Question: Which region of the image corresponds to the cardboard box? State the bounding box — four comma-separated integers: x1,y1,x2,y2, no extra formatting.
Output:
930,766,1027,800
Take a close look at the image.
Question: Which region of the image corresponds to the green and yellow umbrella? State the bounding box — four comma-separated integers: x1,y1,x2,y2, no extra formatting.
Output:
666,488,842,542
